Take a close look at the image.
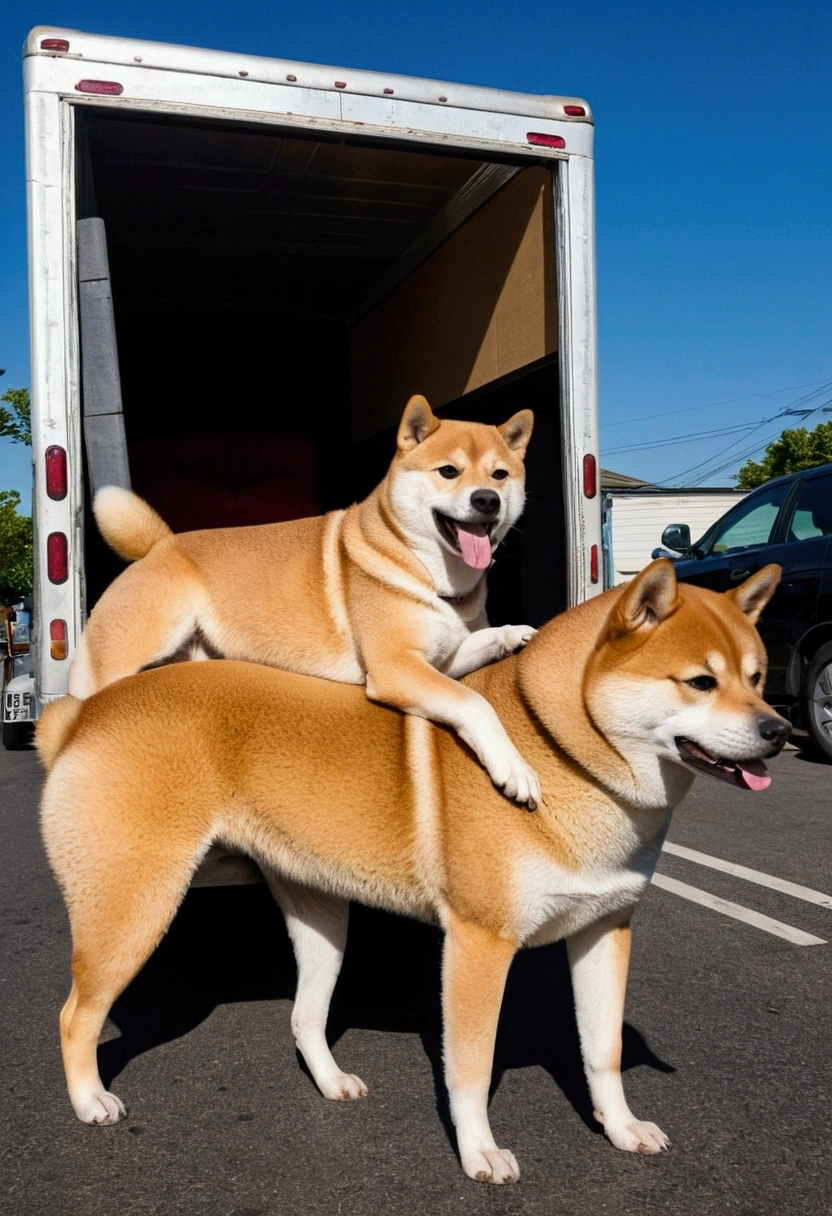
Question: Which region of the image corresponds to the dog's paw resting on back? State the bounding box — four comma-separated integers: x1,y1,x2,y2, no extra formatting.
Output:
500,760,540,810
496,624,536,657
490,748,541,810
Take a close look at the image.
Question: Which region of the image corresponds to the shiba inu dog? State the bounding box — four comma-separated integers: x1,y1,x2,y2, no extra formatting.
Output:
68,395,540,806
39,560,789,1183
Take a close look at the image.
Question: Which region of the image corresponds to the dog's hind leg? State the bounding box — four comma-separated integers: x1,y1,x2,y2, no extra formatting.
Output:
442,910,519,1184
59,971,129,1125
262,871,368,1101
59,862,194,1124
51,831,200,1124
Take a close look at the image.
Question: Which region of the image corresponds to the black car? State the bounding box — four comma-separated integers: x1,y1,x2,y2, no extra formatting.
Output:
657,462,832,761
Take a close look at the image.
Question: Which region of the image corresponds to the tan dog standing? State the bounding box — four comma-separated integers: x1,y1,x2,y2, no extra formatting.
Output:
40,560,789,1183
69,395,541,806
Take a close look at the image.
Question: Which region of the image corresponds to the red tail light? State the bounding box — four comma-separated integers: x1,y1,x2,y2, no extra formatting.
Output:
590,544,599,584
526,132,566,149
583,453,597,498
41,38,70,52
75,80,124,95
50,619,68,661
564,105,587,117
45,446,67,500
47,533,68,584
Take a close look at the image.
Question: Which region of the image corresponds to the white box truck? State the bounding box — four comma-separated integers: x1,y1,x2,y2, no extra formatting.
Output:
9,25,602,745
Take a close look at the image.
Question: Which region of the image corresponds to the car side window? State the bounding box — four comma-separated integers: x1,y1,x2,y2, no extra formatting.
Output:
707,482,790,555
784,473,832,542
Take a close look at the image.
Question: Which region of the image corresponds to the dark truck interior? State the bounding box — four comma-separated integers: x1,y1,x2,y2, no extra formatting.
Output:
75,107,566,627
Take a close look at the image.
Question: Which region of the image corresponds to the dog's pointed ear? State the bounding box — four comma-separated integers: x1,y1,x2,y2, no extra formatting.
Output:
397,395,441,452
498,409,534,458
726,564,781,624
606,559,679,645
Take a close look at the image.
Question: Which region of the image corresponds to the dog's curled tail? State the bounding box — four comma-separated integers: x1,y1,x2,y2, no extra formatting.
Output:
36,696,84,770
93,486,172,562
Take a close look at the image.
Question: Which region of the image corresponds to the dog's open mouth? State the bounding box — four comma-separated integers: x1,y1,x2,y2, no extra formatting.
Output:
675,737,771,791
433,512,496,570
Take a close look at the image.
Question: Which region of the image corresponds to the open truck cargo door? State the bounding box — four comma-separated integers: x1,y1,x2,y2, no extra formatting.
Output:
24,28,601,716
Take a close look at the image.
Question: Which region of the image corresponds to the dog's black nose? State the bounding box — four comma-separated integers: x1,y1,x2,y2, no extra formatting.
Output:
470,489,500,516
758,715,791,749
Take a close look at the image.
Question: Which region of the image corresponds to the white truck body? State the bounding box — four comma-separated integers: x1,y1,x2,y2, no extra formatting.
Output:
602,488,747,587
19,26,601,726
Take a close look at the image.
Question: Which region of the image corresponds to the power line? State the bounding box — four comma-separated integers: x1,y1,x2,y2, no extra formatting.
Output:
603,384,832,469
687,414,830,486
656,397,832,487
656,422,779,488
617,381,832,487
600,378,832,430
685,399,832,485
671,429,784,488
604,421,763,456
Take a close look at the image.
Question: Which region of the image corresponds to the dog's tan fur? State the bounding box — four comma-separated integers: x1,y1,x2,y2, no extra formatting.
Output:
69,396,542,806
40,561,787,1183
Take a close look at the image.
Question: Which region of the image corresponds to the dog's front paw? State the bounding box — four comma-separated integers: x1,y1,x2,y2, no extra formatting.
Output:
498,757,541,811
462,1147,520,1184
318,1072,369,1101
498,624,536,657
73,1090,127,1125
606,1120,670,1154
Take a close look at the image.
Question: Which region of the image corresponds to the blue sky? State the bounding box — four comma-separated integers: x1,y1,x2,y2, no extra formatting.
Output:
2,0,830,513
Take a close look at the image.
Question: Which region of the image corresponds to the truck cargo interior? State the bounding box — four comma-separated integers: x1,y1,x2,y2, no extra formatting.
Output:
76,107,566,625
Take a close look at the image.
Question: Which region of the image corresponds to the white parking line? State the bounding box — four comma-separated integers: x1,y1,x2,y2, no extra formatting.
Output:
650,873,828,946
662,842,832,908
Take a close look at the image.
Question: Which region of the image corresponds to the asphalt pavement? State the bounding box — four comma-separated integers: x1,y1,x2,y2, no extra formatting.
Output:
1,736,830,1216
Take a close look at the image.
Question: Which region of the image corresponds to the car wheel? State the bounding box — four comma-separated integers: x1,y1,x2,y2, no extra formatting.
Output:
801,642,832,763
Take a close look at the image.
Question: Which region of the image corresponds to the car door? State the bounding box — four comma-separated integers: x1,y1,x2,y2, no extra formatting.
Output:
754,469,832,693
672,479,793,593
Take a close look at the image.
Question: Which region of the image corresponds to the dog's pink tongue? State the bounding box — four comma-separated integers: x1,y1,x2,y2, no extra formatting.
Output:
739,760,771,791
456,522,492,569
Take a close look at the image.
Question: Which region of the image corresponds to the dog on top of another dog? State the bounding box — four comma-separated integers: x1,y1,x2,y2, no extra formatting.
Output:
68,394,542,807
39,559,789,1184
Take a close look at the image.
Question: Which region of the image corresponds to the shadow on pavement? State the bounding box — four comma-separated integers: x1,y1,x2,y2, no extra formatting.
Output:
101,884,674,1153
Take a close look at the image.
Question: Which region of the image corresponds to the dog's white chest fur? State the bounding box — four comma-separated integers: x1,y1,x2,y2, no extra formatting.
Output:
421,603,482,664
513,843,661,947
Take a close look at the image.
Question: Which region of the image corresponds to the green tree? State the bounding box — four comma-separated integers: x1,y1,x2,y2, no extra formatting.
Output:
0,387,31,447
0,491,34,604
736,420,832,490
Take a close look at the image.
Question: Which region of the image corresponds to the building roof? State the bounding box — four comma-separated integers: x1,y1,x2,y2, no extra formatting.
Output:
600,468,652,489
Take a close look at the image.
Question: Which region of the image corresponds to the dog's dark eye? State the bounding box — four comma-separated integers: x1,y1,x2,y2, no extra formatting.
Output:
750,671,762,687
492,469,509,481
686,675,717,692
437,465,459,479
